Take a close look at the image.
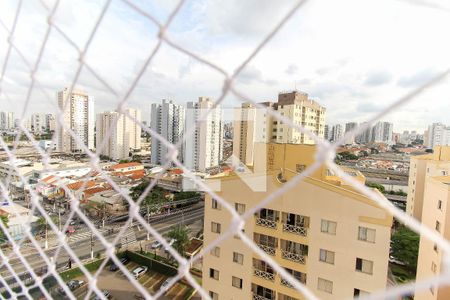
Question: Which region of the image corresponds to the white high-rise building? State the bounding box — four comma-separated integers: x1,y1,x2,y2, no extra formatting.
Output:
150,100,185,165
184,97,223,172
330,124,343,142
56,88,94,153
96,108,141,160
29,113,54,134
371,122,393,144
344,122,358,144
0,111,14,130
427,122,450,149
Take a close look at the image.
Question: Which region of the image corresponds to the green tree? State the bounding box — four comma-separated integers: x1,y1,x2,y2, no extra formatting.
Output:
391,225,420,272
366,182,385,193
0,215,9,243
167,225,190,256
36,215,58,233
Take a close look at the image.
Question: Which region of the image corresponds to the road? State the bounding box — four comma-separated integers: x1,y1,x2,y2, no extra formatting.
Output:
0,204,204,290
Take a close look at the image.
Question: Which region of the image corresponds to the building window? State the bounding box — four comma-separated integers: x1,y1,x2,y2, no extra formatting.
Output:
232,276,243,289
209,268,219,280
358,226,376,243
431,262,437,273
209,291,218,300
319,249,335,264
438,200,442,210
355,258,373,275
436,221,441,232
321,219,337,235
354,289,369,297
434,243,439,253
211,222,221,234
212,199,221,210
233,252,244,265
235,203,246,215
296,164,306,173
211,247,220,257
317,278,333,294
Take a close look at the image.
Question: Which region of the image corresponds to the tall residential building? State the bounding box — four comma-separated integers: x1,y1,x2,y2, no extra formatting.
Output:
29,113,54,134
274,91,326,144
406,146,450,221
371,122,393,144
344,122,358,145
427,123,450,149
356,122,372,144
0,111,14,130
330,124,343,142
413,147,450,300
96,108,141,160
324,125,330,141
233,102,274,166
56,88,94,152
184,97,223,172
202,143,392,300
150,100,185,166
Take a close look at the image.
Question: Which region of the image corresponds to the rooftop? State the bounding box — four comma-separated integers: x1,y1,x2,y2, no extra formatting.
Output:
109,162,142,170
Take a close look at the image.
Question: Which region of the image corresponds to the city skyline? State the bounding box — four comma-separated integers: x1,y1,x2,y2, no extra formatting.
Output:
1,1,450,132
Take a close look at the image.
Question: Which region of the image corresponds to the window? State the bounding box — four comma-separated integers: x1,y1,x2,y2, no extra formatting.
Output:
211,247,220,257
355,258,373,274
235,203,246,215
321,219,337,235
317,278,333,294
233,252,244,265
436,221,441,232
354,289,369,297
211,222,221,234
438,200,443,210
319,249,335,264
358,227,376,243
209,268,219,280
296,164,306,173
232,276,243,289
434,243,439,253
212,199,220,210
209,291,218,300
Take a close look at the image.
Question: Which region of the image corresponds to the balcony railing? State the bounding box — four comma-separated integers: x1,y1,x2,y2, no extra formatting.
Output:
257,244,276,256
282,224,307,237
253,268,275,282
252,294,273,300
281,249,306,264
280,278,294,288
256,218,277,229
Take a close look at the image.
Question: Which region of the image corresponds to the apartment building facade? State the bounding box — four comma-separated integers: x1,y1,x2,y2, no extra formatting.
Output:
150,99,185,165
28,113,54,134
202,143,392,300
406,146,450,221
344,122,358,145
56,88,94,152
184,97,223,172
415,174,450,300
0,111,14,130
96,108,141,160
426,123,450,149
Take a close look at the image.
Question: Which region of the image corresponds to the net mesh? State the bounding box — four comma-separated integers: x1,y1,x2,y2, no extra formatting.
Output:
0,0,449,299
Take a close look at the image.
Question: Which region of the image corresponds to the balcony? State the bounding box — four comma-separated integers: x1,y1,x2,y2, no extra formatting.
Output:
282,223,307,237
252,294,273,300
257,244,276,256
256,218,277,229
253,268,275,282
280,278,294,288
281,249,306,264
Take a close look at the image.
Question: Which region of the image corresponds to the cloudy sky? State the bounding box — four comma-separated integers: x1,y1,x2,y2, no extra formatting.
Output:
0,0,449,132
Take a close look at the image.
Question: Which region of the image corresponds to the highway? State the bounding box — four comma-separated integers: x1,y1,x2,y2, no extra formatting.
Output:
0,204,204,291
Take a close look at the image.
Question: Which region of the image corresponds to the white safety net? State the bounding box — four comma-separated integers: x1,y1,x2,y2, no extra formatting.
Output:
0,0,450,300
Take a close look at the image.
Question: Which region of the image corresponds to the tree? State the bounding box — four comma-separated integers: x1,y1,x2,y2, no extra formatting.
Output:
391,225,420,272
366,182,385,193
167,225,190,256
0,215,9,243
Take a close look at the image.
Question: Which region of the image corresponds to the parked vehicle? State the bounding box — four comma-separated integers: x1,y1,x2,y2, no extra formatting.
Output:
151,240,162,249
132,266,148,279
161,277,173,291
94,290,111,300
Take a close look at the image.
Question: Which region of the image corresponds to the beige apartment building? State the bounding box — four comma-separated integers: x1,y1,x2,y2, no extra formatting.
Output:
406,147,450,221
203,143,392,300
232,91,326,166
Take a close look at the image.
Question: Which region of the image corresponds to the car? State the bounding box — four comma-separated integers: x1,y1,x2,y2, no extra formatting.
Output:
132,266,148,279
120,257,129,265
67,279,85,290
94,290,111,300
151,240,162,249
160,277,173,291
109,257,129,271
69,220,77,226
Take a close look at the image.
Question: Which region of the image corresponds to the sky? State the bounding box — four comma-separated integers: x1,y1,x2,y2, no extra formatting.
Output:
0,0,450,132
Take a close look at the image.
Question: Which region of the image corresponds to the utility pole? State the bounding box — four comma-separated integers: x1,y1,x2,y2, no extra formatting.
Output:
90,231,94,260
58,209,61,231
146,205,150,240
44,218,48,250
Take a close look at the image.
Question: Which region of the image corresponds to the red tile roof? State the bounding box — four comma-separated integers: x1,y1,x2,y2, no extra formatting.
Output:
67,180,96,190
84,185,113,197
110,162,142,170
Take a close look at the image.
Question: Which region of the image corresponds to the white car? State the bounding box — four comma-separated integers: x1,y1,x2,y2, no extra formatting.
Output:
132,266,148,279
151,240,162,249
160,277,173,291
